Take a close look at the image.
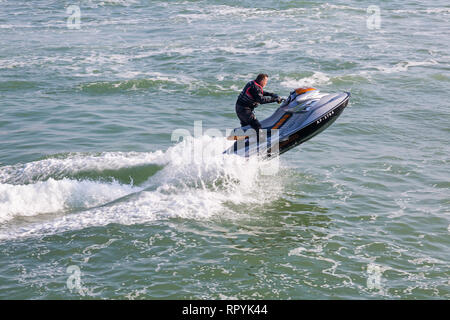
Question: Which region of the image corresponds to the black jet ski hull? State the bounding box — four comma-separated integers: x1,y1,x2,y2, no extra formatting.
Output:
276,95,349,155
225,90,350,157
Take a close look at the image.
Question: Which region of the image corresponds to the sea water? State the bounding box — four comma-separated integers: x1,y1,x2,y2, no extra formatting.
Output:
0,0,449,299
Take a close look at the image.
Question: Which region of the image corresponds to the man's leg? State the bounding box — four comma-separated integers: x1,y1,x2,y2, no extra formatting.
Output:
238,111,261,151
247,113,262,131
236,105,249,126
236,104,261,130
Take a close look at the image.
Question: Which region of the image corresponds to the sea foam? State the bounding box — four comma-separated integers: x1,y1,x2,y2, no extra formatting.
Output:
0,136,283,240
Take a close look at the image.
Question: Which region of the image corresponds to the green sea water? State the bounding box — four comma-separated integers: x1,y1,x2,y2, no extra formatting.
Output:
0,0,449,299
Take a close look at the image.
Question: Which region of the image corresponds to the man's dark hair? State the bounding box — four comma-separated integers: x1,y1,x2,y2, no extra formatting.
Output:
255,73,268,84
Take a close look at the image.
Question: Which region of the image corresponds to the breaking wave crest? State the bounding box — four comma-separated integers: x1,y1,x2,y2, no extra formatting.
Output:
0,136,283,240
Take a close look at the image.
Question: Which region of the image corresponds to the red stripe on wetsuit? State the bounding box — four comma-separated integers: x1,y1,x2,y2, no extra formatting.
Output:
245,81,263,99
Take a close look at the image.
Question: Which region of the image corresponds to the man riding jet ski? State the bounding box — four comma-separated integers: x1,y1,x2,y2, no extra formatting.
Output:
235,73,283,132
227,79,351,157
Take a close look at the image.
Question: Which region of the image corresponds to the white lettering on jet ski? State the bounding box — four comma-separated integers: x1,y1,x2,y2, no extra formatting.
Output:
316,110,335,124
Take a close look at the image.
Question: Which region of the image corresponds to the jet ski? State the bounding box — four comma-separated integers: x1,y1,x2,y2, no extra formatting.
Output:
224,88,350,157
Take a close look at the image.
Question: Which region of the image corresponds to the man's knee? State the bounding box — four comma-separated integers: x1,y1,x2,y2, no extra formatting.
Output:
249,119,261,131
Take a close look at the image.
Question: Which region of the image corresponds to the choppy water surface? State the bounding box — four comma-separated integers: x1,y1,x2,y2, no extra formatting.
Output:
0,0,449,299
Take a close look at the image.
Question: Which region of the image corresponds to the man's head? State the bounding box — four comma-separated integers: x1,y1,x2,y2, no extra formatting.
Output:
255,73,268,87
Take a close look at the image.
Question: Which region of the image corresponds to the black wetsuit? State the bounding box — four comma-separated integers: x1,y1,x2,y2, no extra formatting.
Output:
235,80,278,131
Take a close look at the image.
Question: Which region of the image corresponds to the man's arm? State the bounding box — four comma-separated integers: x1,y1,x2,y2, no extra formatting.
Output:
250,84,275,104
263,90,281,103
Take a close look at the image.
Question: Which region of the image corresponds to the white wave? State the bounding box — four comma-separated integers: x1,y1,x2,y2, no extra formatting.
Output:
424,8,450,14
0,151,166,184
280,72,331,88
346,60,440,81
408,257,445,265
0,24,15,29
392,8,450,15
0,178,138,223
0,136,283,240
0,54,104,71
0,187,224,240
171,3,337,23
320,3,365,12
374,60,439,74
263,39,281,49
212,46,260,55
288,245,323,256
83,52,130,65
0,58,28,69
173,5,269,22
81,0,140,8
